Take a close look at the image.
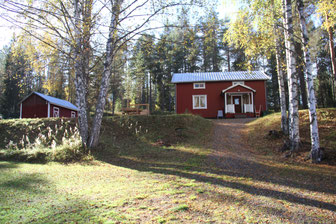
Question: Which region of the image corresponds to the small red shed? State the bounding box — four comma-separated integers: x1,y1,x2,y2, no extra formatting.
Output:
171,71,270,118
19,92,79,119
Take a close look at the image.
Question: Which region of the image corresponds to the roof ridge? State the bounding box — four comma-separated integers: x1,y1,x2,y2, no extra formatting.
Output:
172,71,263,74
171,71,270,83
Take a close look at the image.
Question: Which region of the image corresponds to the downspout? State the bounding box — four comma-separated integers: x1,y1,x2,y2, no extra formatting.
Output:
48,103,50,118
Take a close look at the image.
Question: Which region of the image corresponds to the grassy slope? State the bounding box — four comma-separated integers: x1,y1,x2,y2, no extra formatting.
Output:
246,108,336,164
1,114,336,223
0,118,77,149
0,118,82,162
94,115,213,167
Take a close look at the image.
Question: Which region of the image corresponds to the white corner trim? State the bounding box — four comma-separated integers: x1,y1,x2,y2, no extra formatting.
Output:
175,84,177,113
48,103,50,118
20,103,22,119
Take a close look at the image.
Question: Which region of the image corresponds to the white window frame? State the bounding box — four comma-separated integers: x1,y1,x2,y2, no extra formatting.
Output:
53,107,60,117
193,82,206,89
232,81,244,86
71,111,76,118
192,95,207,109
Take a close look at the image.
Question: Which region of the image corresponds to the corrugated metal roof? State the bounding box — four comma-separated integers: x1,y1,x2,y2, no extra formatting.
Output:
171,71,270,83
34,92,79,111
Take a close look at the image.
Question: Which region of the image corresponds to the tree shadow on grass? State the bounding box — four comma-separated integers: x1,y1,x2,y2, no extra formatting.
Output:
0,174,47,192
0,161,19,169
21,199,110,224
0,168,118,223
0,173,49,209
198,188,326,222
95,144,336,213
209,153,336,195
95,117,336,214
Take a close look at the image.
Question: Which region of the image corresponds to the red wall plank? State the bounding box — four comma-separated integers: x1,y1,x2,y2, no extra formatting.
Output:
22,94,48,118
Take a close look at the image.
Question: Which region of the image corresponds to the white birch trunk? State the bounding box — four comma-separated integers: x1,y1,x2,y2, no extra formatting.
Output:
88,0,123,148
282,0,291,137
73,0,89,147
282,0,300,151
297,0,321,163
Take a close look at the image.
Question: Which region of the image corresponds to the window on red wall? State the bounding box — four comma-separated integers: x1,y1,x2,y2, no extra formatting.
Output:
192,95,207,109
71,111,76,118
53,107,60,117
193,82,205,89
232,81,244,86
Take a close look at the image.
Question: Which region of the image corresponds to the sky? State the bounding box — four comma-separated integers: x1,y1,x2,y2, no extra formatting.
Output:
0,1,241,49
0,25,15,49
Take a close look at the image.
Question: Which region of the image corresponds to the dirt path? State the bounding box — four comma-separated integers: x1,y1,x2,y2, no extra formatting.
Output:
209,118,269,178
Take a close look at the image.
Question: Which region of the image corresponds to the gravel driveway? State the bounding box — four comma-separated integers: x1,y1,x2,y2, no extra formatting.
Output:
209,118,265,177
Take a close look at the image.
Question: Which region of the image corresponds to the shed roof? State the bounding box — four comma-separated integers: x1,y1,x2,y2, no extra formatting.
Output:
22,92,79,111
171,71,270,83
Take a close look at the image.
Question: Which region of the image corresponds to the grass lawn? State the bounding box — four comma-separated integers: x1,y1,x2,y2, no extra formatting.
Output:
1,113,336,223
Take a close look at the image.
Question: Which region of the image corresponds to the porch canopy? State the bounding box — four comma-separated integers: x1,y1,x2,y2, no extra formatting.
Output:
222,84,256,114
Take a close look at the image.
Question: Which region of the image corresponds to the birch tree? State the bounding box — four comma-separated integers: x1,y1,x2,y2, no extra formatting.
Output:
72,0,91,148
225,0,289,133
88,0,123,148
296,0,322,162
282,0,300,151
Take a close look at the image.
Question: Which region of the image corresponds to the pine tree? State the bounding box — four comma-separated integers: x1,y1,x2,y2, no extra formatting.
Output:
199,10,224,72
0,45,31,118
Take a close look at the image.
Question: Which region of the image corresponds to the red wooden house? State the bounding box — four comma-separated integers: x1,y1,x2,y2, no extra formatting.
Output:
19,92,79,119
171,71,270,118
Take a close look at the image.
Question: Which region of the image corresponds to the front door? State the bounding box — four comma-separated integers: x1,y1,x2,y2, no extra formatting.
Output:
233,96,242,113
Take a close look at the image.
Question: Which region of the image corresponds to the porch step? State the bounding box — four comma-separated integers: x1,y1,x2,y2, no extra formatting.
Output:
234,114,247,118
